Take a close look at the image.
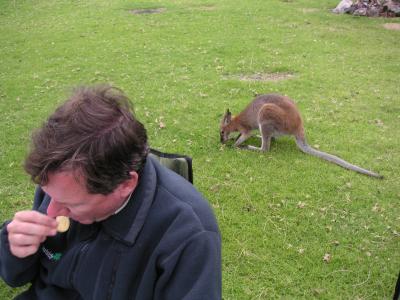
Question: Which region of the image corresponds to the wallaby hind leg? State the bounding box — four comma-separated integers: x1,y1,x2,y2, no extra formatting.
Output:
255,134,276,144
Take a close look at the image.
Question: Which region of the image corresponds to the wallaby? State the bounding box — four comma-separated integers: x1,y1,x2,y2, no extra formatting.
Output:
220,94,383,179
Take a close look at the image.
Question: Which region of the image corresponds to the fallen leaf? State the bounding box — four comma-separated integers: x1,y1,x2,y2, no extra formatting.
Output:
332,240,340,246
323,253,331,263
372,203,380,212
210,184,221,192
159,121,166,129
297,201,306,209
312,288,325,296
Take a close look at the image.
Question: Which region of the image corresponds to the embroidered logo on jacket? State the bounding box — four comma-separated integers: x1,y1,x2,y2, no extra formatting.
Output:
42,246,62,261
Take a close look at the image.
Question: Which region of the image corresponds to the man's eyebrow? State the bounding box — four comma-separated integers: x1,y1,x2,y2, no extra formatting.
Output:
52,198,67,204
53,197,83,207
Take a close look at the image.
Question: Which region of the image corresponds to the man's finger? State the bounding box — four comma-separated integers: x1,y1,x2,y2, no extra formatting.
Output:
8,233,45,247
14,211,57,227
10,244,39,258
7,222,57,237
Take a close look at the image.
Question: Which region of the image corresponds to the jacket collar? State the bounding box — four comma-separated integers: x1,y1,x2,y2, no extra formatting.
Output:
101,156,157,246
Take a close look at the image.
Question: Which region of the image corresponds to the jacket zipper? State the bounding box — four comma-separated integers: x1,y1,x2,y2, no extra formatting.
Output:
69,240,92,287
106,249,122,300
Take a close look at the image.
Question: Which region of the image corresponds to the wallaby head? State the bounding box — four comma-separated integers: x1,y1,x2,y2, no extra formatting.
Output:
220,109,233,143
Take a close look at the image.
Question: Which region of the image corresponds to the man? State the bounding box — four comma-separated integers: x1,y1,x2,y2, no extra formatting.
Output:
0,85,221,299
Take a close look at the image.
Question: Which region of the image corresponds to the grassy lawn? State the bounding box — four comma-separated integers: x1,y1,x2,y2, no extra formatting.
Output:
0,0,399,299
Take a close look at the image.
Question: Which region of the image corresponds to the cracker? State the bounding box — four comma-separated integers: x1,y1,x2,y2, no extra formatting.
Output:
56,216,70,232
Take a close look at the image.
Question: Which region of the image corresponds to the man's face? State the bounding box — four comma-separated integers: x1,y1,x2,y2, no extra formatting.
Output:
42,171,133,224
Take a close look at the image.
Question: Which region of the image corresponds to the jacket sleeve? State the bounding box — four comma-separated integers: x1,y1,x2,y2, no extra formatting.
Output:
155,230,221,300
0,222,41,287
0,186,46,286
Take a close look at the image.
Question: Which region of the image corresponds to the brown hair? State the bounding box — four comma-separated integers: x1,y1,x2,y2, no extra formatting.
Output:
24,84,149,195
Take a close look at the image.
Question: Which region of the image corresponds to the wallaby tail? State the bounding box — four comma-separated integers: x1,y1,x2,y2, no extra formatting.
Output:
295,137,383,179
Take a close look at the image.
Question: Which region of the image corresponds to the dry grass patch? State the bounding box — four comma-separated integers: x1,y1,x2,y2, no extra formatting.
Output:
224,72,295,82
301,8,320,13
383,23,400,30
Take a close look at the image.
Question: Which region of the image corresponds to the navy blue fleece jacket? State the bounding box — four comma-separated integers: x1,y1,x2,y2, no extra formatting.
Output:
0,156,221,299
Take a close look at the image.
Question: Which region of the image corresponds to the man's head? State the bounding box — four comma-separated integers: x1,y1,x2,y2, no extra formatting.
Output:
25,84,148,195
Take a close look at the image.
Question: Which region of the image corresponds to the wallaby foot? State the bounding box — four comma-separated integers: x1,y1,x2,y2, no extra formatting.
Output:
236,144,269,152
245,145,266,151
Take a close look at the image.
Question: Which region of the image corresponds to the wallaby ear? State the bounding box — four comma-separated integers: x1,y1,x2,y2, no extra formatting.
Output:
222,109,232,125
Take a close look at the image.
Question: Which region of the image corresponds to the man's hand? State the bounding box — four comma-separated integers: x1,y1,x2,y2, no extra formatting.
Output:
6,211,58,258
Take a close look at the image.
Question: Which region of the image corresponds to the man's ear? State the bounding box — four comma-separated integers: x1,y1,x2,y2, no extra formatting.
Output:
118,171,139,198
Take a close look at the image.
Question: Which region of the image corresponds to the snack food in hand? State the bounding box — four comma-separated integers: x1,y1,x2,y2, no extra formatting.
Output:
56,216,70,232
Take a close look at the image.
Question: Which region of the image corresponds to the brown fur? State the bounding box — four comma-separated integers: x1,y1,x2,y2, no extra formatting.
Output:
220,94,383,178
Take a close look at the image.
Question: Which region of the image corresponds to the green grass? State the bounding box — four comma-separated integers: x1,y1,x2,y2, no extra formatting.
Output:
1,0,399,299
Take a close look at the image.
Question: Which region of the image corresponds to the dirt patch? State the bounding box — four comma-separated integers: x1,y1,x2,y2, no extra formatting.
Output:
224,72,295,82
383,23,400,30
129,8,166,15
301,8,319,13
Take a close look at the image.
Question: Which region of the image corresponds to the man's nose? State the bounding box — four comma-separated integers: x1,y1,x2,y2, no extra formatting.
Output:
47,199,69,218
